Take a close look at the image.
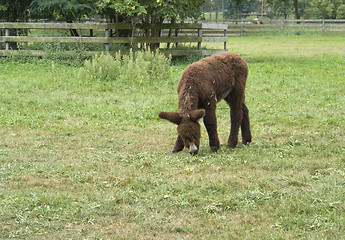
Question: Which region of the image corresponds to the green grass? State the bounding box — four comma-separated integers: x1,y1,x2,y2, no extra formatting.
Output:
0,34,344,239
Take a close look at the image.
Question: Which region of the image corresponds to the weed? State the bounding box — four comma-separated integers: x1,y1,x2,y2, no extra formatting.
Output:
42,43,90,66
81,49,172,85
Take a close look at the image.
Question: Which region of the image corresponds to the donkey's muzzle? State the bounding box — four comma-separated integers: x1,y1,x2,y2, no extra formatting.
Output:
189,144,198,155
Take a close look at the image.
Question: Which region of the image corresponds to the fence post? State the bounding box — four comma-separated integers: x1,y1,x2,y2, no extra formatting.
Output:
105,29,110,52
5,28,9,51
280,19,284,33
175,28,179,48
224,29,227,50
322,19,325,32
241,19,244,36
198,28,202,50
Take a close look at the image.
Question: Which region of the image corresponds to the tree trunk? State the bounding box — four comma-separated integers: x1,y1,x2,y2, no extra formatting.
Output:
6,2,18,50
67,21,79,37
293,0,301,20
0,29,4,50
235,4,240,20
222,0,225,21
149,15,162,50
69,29,79,37
167,19,176,49
216,0,219,21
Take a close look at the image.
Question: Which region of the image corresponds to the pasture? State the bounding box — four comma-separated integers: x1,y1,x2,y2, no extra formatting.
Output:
0,34,344,239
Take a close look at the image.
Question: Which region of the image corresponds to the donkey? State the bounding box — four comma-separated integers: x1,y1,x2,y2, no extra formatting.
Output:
158,52,252,154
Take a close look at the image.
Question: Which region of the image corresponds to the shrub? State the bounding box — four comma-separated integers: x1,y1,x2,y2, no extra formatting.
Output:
43,43,89,66
81,49,172,85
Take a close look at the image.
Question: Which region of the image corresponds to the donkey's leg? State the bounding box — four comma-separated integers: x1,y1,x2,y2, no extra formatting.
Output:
225,94,243,148
203,105,220,153
241,103,252,145
172,135,184,153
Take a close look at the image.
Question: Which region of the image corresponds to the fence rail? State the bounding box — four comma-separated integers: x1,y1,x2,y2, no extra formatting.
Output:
1,20,343,57
226,19,345,36
0,22,228,57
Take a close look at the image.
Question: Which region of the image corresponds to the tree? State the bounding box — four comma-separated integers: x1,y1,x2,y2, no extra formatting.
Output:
238,0,262,18
266,0,294,19
98,0,203,22
293,0,301,19
233,0,248,19
223,0,261,19
29,0,97,36
0,0,31,22
303,0,344,19
337,4,345,18
202,0,215,19
0,0,32,49
97,0,204,49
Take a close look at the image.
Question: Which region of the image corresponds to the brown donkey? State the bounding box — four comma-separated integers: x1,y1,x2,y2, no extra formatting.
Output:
159,52,252,154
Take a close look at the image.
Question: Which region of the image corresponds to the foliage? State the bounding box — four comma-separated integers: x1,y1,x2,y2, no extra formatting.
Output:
0,0,32,21
225,0,261,19
97,0,204,22
29,0,96,22
265,0,345,19
266,0,295,18
337,3,345,18
0,2,6,11
2,0,345,23
96,0,203,49
42,42,89,67
97,0,147,18
303,0,345,19
204,0,345,20
81,50,172,85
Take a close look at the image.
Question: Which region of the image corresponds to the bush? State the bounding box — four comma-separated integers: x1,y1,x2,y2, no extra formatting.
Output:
43,43,89,66
81,49,172,85
336,4,345,19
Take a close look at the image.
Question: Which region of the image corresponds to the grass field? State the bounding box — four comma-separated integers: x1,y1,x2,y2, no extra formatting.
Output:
0,34,344,239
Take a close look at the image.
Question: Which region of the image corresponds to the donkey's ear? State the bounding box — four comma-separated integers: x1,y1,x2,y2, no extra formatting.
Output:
190,109,206,122
158,111,182,125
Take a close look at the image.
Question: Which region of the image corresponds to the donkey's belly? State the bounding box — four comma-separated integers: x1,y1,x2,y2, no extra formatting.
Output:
217,88,233,102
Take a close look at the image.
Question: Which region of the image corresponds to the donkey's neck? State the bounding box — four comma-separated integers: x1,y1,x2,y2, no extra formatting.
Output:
178,87,199,113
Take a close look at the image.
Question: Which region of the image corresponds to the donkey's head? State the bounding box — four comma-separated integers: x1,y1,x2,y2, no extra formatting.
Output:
158,109,206,154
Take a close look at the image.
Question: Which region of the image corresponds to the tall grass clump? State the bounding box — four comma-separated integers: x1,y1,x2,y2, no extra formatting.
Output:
81,49,172,85
42,42,89,66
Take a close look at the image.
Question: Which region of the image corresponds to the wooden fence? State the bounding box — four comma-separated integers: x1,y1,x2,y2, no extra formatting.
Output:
227,19,345,36
0,22,228,57
1,20,343,57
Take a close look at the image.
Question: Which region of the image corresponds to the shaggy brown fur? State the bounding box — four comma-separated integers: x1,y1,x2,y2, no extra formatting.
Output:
159,51,252,154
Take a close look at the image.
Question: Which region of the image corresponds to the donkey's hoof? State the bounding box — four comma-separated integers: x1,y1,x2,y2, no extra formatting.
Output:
242,139,252,145
210,147,219,153
227,143,237,149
